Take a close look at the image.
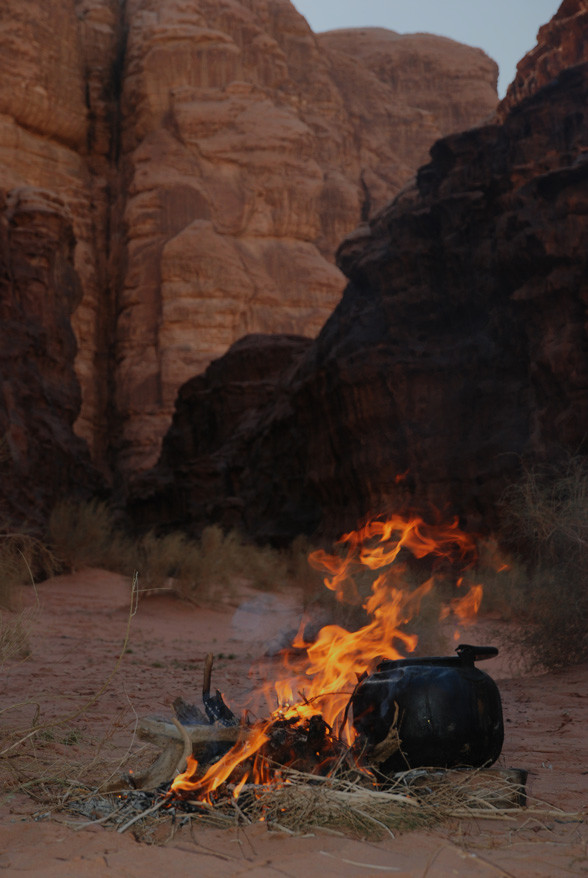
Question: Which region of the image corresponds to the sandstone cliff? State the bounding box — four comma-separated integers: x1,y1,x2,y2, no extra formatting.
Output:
498,0,588,116
0,188,103,528
0,0,498,502
129,3,588,543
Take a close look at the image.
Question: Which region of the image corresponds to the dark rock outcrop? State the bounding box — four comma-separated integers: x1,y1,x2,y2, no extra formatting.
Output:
127,333,313,534
130,42,588,542
0,188,103,529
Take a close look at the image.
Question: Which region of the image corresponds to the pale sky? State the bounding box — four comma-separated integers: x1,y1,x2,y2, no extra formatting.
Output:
291,0,561,97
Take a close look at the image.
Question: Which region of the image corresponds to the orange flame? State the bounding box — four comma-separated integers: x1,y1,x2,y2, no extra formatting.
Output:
171,726,270,804
170,511,483,801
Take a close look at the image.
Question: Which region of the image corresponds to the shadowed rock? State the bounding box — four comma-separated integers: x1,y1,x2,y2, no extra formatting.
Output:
128,17,588,542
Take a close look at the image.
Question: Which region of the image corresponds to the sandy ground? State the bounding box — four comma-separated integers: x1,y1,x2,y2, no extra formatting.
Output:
1,568,587,877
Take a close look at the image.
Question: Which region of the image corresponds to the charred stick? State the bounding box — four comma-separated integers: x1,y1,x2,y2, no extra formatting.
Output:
203,652,214,697
173,696,208,726
201,653,239,726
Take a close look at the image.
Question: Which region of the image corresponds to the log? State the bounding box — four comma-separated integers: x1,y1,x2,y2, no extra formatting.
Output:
102,740,184,793
101,718,251,793
137,716,246,749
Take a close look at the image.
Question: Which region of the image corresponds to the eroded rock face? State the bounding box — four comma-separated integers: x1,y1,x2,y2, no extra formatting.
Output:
0,188,103,528
130,52,588,542
114,3,498,476
0,0,499,496
498,0,588,116
0,0,124,472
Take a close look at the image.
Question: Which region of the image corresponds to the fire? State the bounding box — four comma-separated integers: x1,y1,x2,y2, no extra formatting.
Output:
171,726,270,805
170,511,484,803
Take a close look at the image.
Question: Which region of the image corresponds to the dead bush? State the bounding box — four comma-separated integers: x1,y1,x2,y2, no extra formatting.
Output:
48,499,127,571
0,524,57,663
496,457,588,669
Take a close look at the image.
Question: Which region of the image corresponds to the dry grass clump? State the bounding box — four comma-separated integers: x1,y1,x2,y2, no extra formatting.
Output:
0,529,60,610
0,609,34,664
134,525,315,603
47,500,321,604
240,767,529,837
48,499,132,572
62,763,557,844
0,525,59,663
494,456,588,669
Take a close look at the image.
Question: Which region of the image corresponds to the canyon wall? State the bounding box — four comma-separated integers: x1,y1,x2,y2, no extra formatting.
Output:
0,188,104,527
0,0,498,510
129,1,588,543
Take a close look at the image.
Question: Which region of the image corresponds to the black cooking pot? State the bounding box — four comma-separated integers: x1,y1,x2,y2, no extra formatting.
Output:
351,644,504,773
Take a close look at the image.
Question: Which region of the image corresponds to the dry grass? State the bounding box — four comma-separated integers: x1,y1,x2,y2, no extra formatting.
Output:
0,525,60,663
60,763,569,844
493,456,588,669
0,529,60,610
47,500,322,605
237,766,527,837
48,499,132,572
131,525,303,603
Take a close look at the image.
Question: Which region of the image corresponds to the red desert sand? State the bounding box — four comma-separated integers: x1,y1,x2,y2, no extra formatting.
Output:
1,568,586,877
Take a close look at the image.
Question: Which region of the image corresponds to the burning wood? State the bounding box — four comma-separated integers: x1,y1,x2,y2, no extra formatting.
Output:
104,512,527,833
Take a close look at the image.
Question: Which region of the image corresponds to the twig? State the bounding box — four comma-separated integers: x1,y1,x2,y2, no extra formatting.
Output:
320,851,400,870
117,794,171,833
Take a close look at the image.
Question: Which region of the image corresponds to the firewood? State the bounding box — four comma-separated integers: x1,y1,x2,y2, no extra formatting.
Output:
137,716,246,748
173,695,207,725
105,720,250,793
201,652,239,726
172,717,193,774
102,739,184,793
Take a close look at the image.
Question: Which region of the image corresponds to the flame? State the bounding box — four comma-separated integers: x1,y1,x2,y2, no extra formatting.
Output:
169,511,483,802
171,726,270,804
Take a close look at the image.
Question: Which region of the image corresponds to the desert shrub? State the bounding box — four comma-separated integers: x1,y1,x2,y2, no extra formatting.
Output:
132,525,301,603
133,530,201,595
0,525,57,662
47,499,138,573
0,609,32,664
46,498,303,602
285,534,325,605
496,457,588,669
0,529,60,609
49,499,118,570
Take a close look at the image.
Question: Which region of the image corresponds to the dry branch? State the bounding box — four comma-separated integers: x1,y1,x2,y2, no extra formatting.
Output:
137,716,245,748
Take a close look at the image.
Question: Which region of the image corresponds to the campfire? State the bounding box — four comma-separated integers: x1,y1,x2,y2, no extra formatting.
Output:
98,513,527,836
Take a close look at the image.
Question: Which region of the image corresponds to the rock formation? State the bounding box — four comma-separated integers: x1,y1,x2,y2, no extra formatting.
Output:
498,0,588,116
0,0,498,505
0,188,103,528
129,2,588,543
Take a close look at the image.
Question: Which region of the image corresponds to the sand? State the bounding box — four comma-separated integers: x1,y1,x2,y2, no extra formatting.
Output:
1,568,586,876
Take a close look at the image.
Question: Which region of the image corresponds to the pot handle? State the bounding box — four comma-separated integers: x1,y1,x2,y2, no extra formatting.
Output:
456,643,499,663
